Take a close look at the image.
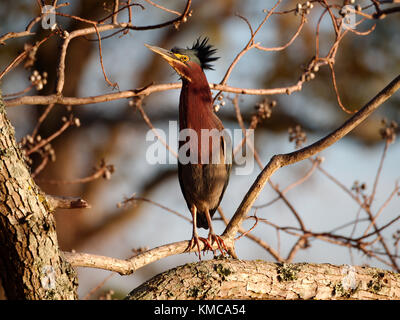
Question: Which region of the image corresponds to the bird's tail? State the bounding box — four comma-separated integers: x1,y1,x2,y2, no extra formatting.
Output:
196,212,209,230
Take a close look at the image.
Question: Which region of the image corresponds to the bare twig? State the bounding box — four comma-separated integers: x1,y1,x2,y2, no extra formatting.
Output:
135,102,178,159
0,16,42,45
118,195,190,223
0,35,53,81
46,195,91,210
5,81,304,107
35,160,114,184
368,140,390,207
143,0,181,16
26,119,71,156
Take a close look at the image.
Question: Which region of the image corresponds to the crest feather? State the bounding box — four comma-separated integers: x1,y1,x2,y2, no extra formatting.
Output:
189,37,219,70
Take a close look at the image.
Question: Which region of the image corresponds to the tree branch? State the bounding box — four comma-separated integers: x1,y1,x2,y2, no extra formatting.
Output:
222,74,400,240
4,81,303,107
46,195,91,210
126,259,400,300
64,238,234,275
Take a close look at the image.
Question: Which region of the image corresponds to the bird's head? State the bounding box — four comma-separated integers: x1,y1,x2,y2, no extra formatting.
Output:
144,37,219,82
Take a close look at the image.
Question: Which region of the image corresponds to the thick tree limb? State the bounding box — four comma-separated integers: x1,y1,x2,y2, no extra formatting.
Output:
126,259,400,300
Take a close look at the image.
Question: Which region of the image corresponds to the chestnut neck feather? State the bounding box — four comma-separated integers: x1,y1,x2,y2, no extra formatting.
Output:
178,62,224,164
178,63,217,132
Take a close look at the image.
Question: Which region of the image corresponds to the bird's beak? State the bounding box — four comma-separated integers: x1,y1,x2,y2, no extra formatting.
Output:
144,44,178,64
145,43,189,81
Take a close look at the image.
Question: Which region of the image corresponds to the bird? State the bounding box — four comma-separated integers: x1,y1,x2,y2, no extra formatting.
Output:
145,38,231,257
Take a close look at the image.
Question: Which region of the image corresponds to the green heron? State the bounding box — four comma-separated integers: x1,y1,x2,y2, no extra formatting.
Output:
145,38,231,256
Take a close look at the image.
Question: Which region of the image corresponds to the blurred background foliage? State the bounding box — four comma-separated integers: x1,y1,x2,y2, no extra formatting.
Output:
1,0,399,299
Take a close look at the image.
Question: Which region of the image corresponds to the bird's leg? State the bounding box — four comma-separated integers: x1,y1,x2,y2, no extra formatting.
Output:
186,205,210,258
205,209,228,256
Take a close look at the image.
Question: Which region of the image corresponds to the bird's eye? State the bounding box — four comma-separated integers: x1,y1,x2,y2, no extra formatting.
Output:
175,53,189,62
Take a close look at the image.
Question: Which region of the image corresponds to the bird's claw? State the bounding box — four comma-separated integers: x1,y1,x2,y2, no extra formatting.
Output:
186,232,229,259
207,233,228,257
186,235,213,259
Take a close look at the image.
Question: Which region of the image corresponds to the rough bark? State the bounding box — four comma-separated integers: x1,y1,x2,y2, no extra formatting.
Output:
127,259,400,300
0,93,78,299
